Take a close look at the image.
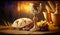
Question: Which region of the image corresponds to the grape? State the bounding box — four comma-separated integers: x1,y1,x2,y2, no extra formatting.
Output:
38,23,49,31
22,23,34,31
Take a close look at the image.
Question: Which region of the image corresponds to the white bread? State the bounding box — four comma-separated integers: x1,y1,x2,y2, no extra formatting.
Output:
12,18,33,28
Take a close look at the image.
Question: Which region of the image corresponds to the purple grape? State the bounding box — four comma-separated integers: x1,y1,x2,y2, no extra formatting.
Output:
22,23,34,31
37,23,49,31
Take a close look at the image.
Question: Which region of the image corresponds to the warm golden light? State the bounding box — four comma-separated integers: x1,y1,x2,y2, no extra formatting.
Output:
17,1,33,14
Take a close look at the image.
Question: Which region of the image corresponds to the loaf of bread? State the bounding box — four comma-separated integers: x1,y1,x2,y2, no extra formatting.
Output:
12,18,33,28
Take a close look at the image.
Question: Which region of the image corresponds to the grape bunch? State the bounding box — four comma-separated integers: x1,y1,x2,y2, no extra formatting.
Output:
37,23,49,31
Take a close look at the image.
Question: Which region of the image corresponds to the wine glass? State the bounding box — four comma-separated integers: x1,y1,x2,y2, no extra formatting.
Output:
29,3,42,31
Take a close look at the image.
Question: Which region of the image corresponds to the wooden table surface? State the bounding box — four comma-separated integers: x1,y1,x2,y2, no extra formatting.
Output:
0,29,59,34
0,26,60,34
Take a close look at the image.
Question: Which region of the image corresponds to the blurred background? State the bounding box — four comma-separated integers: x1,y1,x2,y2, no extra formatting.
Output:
0,1,56,25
